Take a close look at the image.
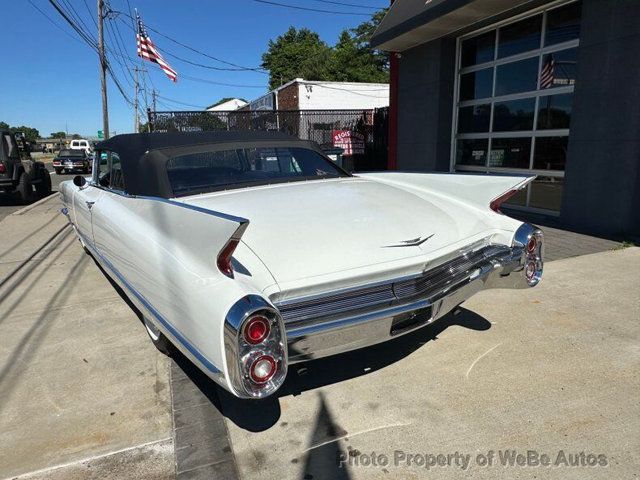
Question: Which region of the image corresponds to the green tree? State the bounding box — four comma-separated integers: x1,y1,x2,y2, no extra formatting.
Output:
261,27,332,90
261,10,389,89
0,122,40,141
50,131,67,139
13,126,40,142
329,10,389,83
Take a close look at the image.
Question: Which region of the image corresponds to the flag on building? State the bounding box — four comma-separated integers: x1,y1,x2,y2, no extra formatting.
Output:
540,55,555,89
136,12,177,82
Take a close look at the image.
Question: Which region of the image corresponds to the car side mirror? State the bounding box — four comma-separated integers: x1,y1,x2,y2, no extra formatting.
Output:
73,175,87,188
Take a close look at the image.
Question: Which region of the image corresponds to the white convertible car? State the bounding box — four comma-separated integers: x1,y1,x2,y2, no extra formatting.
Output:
59,131,543,399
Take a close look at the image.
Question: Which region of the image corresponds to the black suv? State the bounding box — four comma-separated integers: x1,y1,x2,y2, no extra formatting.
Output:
0,131,52,203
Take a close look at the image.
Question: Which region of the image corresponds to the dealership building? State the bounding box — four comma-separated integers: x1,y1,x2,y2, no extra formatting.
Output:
371,0,639,237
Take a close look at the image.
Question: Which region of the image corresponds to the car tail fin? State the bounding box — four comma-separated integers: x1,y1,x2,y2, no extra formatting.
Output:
135,197,249,279
357,172,535,212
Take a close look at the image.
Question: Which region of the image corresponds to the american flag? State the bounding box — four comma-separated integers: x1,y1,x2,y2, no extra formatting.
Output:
136,12,177,82
540,55,555,89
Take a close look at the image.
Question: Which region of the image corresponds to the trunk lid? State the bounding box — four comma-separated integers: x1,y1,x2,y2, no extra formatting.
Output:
179,177,495,285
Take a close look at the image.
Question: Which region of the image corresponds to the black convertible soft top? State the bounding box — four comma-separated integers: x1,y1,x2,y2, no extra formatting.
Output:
95,131,327,198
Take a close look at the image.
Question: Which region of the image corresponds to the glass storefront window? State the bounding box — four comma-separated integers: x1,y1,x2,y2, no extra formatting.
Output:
505,187,527,207
533,136,569,170
540,48,578,89
458,104,491,133
459,68,493,101
545,1,582,46
454,1,581,213
537,94,573,129
493,98,536,132
489,138,532,169
529,176,564,211
498,14,542,58
495,57,539,96
461,30,495,67
456,139,488,166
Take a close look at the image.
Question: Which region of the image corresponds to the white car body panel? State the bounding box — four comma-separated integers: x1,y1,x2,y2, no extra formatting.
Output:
60,167,540,398
176,174,530,301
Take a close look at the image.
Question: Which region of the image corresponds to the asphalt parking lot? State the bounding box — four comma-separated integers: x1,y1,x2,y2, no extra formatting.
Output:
0,166,66,222
0,195,638,479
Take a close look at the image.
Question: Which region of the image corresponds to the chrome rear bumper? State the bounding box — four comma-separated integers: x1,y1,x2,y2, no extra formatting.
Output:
281,224,543,363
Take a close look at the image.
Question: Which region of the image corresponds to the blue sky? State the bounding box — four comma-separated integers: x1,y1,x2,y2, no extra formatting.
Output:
0,0,384,138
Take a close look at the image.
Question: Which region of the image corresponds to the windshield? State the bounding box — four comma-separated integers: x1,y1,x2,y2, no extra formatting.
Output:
167,146,348,196
59,149,85,157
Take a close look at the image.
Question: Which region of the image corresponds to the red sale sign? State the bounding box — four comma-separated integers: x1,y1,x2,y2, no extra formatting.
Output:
332,130,365,155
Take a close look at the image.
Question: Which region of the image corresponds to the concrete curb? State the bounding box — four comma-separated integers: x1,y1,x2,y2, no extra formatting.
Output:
11,192,58,216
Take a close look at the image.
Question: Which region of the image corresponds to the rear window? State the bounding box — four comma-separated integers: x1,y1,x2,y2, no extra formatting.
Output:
167,147,348,196
59,149,85,157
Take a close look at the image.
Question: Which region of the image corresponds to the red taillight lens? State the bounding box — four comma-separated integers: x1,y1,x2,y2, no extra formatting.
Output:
526,236,538,254
0,163,5,174
243,316,270,345
217,238,239,277
490,189,518,213
249,355,277,384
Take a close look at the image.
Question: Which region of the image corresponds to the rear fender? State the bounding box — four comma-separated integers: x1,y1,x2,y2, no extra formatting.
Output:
358,172,534,212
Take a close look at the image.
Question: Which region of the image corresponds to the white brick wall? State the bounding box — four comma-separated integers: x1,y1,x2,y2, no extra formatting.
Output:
296,81,389,110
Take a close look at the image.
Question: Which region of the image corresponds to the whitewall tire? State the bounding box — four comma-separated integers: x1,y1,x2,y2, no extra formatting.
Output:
144,317,173,356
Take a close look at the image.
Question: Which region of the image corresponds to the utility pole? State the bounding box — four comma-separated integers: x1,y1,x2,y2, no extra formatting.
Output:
97,0,110,139
152,89,158,112
133,67,140,133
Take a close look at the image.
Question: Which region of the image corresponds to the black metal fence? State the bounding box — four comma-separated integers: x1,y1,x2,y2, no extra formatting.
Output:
147,108,388,171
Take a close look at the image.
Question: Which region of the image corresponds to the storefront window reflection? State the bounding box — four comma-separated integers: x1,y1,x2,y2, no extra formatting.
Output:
454,1,582,213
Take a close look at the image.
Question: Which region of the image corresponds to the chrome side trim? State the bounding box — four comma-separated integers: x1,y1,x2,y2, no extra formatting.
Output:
87,182,249,226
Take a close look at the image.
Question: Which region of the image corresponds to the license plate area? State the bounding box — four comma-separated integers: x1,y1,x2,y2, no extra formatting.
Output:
390,306,432,336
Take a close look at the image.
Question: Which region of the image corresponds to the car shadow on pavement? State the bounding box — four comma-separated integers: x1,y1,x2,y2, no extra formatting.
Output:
279,308,490,398
92,256,492,434
175,308,491,433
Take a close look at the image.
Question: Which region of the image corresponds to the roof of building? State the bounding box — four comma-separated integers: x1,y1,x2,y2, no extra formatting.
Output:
206,98,249,111
370,0,533,51
95,131,319,198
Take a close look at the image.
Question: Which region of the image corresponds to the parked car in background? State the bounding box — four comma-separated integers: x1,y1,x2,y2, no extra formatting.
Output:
53,149,91,174
0,129,51,203
59,131,544,400
69,138,92,156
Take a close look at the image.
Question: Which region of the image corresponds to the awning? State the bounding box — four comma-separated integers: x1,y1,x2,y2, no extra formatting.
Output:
370,0,539,51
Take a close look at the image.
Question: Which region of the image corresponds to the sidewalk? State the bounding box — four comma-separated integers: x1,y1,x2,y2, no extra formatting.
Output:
224,246,640,480
0,196,173,479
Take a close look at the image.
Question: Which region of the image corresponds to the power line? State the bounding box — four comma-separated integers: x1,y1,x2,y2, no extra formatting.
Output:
156,94,207,109
59,0,97,43
180,74,265,88
304,81,388,98
104,18,134,87
114,12,267,73
308,0,385,10
252,0,372,16
28,0,86,46
157,47,263,73
46,0,99,51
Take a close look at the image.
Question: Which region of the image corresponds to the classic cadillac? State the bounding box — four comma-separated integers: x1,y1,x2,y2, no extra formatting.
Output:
59,131,543,399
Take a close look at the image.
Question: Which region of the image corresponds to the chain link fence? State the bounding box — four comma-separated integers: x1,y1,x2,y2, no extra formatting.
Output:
147,108,388,171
